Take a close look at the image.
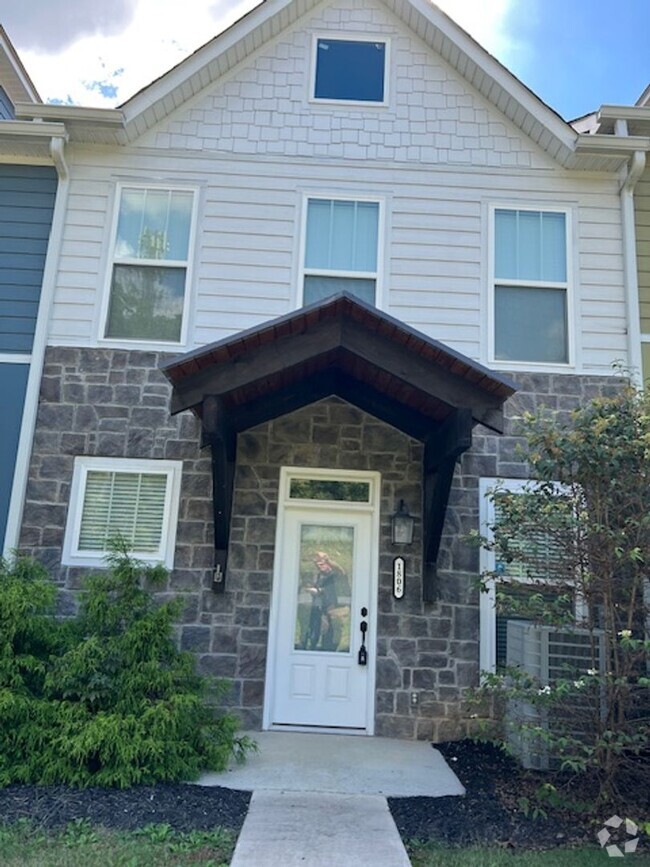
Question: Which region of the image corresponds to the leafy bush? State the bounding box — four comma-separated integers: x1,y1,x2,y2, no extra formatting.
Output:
470,382,650,804
0,548,252,787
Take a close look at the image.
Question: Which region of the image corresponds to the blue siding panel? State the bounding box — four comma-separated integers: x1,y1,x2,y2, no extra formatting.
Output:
0,165,57,354
0,363,29,550
0,87,15,120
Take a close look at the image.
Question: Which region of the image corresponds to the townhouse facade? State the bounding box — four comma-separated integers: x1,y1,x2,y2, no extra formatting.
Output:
2,0,648,740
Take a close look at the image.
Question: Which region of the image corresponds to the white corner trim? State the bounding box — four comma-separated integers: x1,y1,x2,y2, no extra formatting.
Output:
3,169,70,558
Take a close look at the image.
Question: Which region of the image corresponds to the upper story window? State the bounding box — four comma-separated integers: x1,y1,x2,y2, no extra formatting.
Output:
313,37,387,104
302,197,380,306
491,207,570,366
103,186,195,344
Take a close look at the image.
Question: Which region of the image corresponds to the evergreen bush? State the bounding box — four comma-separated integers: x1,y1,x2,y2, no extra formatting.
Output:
0,548,252,787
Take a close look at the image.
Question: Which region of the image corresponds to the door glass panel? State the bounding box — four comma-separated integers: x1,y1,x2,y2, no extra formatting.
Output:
289,479,370,502
294,524,354,653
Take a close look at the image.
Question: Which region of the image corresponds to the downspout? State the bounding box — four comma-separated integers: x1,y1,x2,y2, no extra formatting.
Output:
619,148,646,385
3,132,70,556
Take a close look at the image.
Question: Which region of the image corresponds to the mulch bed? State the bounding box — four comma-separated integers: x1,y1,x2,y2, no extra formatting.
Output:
0,740,647,854
389,739,647,851
0,782,251,834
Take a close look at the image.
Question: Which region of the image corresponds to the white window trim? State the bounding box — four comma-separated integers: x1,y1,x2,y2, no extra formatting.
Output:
97,183,199,350
62,457,183,568
486,204,575,372
479,477,584,674
297,193,385,309
309,33,390,107
280,466,379,510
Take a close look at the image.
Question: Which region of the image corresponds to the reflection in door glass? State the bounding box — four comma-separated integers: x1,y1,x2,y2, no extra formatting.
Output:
295,524,354,653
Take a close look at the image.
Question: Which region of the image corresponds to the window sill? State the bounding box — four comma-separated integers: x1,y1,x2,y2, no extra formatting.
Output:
309,97,389,109
488,359,574,375
97,336,186,352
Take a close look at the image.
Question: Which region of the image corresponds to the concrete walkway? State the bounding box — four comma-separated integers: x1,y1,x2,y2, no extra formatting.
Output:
196,731,465,866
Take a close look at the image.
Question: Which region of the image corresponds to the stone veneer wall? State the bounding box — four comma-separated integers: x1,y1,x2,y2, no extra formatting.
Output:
18,347,624,739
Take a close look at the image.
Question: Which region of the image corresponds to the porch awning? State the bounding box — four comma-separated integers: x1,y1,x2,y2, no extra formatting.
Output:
160,292,516,599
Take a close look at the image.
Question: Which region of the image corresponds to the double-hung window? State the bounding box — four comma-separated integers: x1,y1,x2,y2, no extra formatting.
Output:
492,208,570,365
302,197,380,306
103,186,195,344
62,457,182,568
312,37,387,104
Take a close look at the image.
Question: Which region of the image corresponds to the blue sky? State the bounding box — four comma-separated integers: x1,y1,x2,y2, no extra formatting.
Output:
502,0,649,119
3,0,648,119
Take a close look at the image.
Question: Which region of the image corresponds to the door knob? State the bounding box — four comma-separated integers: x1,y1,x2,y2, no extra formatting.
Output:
358,618,368,665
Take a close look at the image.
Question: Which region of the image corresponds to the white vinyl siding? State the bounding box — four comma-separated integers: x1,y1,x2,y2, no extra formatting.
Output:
43,0,628,376
62,457,182,567
47,155,627,373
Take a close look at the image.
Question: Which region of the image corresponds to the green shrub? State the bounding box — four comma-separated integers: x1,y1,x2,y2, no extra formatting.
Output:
0,548,252,787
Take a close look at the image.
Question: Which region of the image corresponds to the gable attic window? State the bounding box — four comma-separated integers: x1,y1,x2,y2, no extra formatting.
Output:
103,187,195,344
492,208,570,366
302,197,380,306
62,457,182,568
313,37,387,104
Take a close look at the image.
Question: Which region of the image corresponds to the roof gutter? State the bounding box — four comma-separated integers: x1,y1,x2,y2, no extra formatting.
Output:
619,147,646,385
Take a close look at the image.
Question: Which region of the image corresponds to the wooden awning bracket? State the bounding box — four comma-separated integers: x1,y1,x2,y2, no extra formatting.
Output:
422,408,473,603
202,395,236,593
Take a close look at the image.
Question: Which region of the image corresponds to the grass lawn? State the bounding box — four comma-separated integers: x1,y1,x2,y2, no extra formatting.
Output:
408,842,650,866
0,819,237,867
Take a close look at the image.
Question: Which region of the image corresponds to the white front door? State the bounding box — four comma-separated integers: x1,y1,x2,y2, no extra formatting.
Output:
265,470,379,733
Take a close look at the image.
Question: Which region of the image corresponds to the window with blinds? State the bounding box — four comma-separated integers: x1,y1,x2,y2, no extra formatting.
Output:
302,197,380,306
491,207,570,365
63,458,182,567
479,478,577,674
79,471,168,553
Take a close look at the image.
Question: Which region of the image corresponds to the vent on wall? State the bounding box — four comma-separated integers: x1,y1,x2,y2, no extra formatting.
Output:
506,621,606,769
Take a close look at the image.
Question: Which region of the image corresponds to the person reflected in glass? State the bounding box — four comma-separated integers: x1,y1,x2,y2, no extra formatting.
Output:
306,551,344,651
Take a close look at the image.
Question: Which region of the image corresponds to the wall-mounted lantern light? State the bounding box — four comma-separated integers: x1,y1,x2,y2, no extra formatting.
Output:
391,499,414,545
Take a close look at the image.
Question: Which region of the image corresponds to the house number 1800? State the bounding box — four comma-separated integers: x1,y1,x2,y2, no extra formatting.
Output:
393,556,405,599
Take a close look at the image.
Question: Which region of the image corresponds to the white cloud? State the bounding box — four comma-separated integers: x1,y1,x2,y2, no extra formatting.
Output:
435,0,521,66
18,0,260,107
14,0,519,108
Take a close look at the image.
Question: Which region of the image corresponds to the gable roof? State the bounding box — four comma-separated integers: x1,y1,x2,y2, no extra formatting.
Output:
161,291,516,436
120,0,578,164
0,26,41,106
11,0,642,171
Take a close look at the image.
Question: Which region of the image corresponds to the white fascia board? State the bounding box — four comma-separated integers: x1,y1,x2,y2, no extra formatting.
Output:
120,0,289,125
598,104,650,124
575,134,650,155
14,101,124,127
0,120,67,140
